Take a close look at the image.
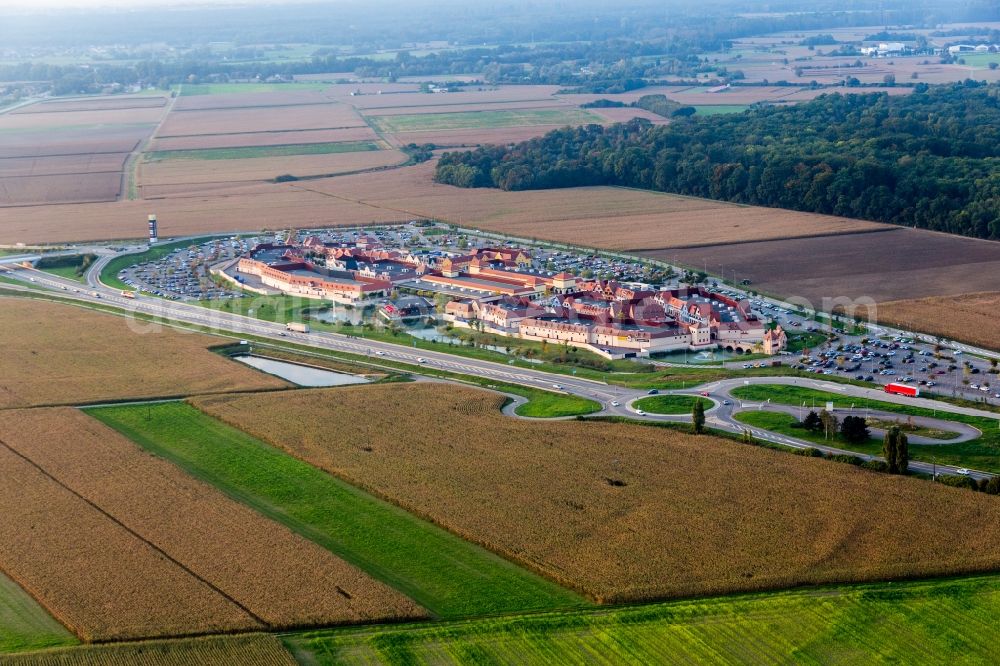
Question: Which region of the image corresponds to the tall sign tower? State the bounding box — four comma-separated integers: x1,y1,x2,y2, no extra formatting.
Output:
148,214,158,244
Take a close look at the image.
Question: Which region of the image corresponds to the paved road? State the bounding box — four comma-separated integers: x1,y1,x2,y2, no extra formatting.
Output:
3,264,997,481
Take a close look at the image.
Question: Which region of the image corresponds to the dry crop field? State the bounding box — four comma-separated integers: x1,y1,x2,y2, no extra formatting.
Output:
1,634,297,666
0,297,287,407
193,383,1000,604
10,96,168,113
651,228,1000,305
149,127,378,152
875,292,1000,351
0,98,167,206
0,407,423,641
155,104,367,138
294,161,888,248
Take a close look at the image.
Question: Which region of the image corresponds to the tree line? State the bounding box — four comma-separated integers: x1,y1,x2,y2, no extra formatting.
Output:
435,82,1000,240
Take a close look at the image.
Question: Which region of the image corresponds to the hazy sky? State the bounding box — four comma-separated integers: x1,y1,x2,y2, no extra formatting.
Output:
0,0,279,7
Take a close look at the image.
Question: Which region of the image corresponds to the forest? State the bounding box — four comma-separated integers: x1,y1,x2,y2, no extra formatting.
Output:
435,82,1000,240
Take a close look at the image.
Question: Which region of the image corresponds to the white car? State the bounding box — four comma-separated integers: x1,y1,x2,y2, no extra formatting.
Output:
552,384,563,390
635,409,646,416
416,357,426,363
956,468,971,476
610,400,620,407
375,350,385,356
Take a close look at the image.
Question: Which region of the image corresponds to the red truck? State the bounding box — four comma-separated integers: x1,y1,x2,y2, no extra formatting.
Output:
884,382,919,397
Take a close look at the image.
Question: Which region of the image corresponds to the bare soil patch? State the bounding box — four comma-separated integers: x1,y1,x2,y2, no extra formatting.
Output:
647,228,1000,305
150,127,377,151
0,172,122,207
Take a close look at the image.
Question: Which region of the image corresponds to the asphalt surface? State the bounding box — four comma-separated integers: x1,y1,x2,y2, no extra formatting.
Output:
2,260,998,481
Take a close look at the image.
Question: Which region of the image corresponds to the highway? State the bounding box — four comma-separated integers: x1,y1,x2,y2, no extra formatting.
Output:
2,261,997,481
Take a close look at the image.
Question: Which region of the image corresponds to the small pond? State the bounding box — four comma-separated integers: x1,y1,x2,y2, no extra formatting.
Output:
234,356,370,387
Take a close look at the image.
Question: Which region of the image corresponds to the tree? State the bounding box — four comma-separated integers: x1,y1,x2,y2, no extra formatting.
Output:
840,415,870,444
883,425,909,474
802,410,822,432
692,399,706,434
819,409,839,440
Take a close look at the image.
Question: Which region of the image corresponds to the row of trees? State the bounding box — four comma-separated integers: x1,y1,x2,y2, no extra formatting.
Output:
436,82,1000,240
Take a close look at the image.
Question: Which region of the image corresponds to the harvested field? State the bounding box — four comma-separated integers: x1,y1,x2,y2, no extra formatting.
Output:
194,383,1000,604
140,149,406,189
875,292,1000,351
145,141,378,162
150,127,377,151
648,228,1000,305
12,96,167,113
0,127,148,159
172,90,334,111
367,108,602,134
296,161,887,248
0,408,423,641
2,634,295,666
0,183,408,244
157,104,365,137
0,172,122,207
0,297,287,408
0,108,163,130
0,154,127,179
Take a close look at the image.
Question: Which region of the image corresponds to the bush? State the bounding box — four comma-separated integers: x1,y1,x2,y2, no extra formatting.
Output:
861,460,889,473
826,454,864,466
938,475,978,490
798,447,824,457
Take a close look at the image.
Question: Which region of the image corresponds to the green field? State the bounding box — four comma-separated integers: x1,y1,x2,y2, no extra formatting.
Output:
35,254,96,284
731,385,1000,472
284,574,1000,665
179,82,331,96
368,108,603,133
633,394,705,414
146,141,380,162
693,105,748,115
960,53,1000,68
88,402,585,619
0,572,76,654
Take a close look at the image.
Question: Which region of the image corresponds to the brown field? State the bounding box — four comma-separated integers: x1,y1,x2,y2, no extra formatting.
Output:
0,297,287,408
13,96,168,113
150,127,378,151
0,127,148,159
875,292,1000,351
172,90,334,111
0,182,408,243
0,407,422,641
157,104,366,137
295,161,887,247
361,100,573,116
649,228,1000,305
194,383,1000,604
0,172,122,207
1,634,296,666
0,108,163,131
139,149,407,189
0,153,127,178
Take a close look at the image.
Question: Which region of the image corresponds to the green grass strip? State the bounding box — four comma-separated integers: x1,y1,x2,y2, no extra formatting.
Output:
732,384,1000,472
284,573,1000,665
87,402,586,619
633,394,704,415
146,141,380,162
0,572,76,654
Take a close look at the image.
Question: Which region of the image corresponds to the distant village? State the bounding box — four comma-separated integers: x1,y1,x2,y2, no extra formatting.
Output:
221,227,786,360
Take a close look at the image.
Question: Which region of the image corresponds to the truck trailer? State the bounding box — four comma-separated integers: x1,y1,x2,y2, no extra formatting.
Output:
884,382,919,397
286,322,310,333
